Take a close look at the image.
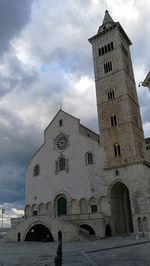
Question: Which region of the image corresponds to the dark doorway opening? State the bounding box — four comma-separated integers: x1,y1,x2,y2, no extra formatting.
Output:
58,231,62,241
80,224,95,235
105,224,111,237
24,224,54,242
57,197,67,216
17,232,21,242
111,182,133,234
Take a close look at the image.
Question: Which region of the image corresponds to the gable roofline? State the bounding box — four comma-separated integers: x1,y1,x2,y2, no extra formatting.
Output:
44,109,80,133
79,123,99,137
28,109,100,164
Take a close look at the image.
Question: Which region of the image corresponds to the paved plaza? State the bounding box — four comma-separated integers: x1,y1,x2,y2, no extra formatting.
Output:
0,236,150,265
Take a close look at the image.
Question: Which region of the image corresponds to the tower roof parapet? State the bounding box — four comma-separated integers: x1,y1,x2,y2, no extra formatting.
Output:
88,11,132,46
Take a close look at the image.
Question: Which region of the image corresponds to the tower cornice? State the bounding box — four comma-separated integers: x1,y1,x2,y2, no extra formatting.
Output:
88,22,132,46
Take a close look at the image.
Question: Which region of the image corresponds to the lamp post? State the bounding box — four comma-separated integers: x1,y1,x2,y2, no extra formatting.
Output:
0,208,5,237
139,71,150,91
1,209,5,230
138,81,143,87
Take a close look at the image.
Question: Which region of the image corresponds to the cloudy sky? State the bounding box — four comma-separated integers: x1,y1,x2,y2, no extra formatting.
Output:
0,0,150,226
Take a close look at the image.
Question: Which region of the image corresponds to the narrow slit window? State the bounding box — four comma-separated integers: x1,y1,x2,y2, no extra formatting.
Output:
59,119,63,127
98,48,101,56
111,42,114,50
114,144,121,156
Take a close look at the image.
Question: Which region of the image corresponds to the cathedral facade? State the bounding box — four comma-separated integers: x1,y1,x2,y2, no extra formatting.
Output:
6,11,150,242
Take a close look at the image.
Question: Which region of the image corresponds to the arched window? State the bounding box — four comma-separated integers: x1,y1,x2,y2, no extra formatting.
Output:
108,43,111,52
32,204,38,216
111,115,118,127
59,157,65,171
85,152,94,165
55,156,68,174
59,119,63,127
104,61,112,74
114,144,121,156
80,198,88,214
25,205,30,217
102,46,104,55
33,164,40,177
98,48,101,56
109,61,112,71
108,89,115,101
111,42,114,50
104,63,107,74
104,45,107,53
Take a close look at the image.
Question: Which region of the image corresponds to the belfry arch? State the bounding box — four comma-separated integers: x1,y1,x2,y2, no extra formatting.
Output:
110,182,133,234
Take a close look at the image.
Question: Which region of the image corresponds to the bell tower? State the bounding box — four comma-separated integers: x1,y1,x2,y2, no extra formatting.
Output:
89,10,145,168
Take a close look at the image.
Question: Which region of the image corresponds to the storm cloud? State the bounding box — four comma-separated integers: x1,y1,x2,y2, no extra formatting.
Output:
0,0,32,56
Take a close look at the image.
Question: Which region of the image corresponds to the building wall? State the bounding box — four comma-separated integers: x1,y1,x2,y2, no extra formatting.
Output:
25,111,105,207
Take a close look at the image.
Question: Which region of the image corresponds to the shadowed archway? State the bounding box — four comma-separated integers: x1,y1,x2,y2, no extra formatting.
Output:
110,182,133,234
80,224,95,235
24,224,54,242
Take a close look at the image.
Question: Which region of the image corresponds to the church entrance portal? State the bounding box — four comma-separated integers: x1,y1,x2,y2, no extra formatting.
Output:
57,197,67,216
110,182,133,234
24,224,54,242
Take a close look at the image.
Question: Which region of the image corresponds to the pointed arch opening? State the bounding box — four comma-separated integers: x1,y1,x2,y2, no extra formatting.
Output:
110,182,133,234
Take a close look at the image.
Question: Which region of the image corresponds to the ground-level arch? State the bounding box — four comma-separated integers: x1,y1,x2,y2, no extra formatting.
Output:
110,181,133,234
24,224,54,242
80,224,95,235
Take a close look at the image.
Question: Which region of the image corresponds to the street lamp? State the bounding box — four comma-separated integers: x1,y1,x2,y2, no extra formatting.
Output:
140,71,150,91
0,208,5,237
138,81,143,87
1,209,5,229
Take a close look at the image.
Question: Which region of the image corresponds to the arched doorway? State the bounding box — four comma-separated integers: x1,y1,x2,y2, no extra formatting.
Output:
24,224,54,242
17,232,21,242
57,197,67,216
80,224,95,235
58,231,62,241
137,217,143,232
110,182,133,234
105,224,111,237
